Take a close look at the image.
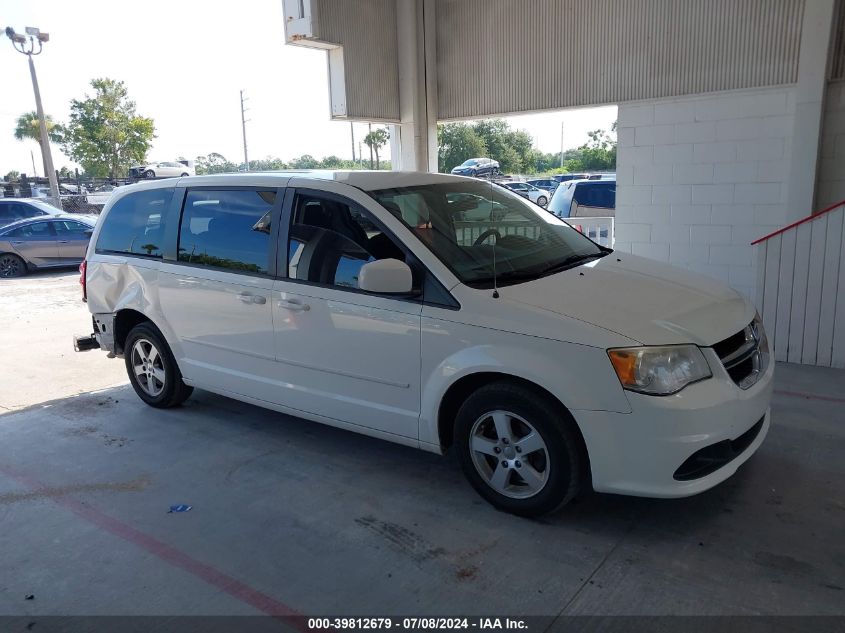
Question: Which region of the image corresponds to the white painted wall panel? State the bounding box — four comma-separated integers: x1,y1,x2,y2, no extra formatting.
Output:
437,0,803,120
616,86,794,301
754,205,845,367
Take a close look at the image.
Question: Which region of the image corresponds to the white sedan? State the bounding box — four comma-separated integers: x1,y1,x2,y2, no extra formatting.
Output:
500,181,551,207
130,161,195,179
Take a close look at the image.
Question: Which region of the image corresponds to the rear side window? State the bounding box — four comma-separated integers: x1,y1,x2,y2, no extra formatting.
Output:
573,183,615,209
178,189,275,274
0,202,44,222
6,221,54,238
97,189,174,257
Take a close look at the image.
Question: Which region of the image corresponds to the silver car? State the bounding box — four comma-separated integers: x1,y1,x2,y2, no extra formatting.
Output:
0,214,96,278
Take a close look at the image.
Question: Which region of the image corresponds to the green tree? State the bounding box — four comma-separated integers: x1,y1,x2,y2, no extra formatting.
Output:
61,78,155,178
288,154,320,169
363,127,390,169
559,125,617,173
437,122,488,173
13,111,64,177
195,152,238,175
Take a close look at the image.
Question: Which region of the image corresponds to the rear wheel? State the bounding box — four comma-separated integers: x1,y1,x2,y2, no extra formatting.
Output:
180,173,189,177
124,322,193,408
0,253,27,278
455,381,584,517
537,196,548,207
144,170,155,179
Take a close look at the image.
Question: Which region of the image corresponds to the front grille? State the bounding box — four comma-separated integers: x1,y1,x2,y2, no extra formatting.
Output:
713,319,767,390
673,416,765,481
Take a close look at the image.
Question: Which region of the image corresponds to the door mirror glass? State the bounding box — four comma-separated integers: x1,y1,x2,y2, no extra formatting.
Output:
358,258,413,294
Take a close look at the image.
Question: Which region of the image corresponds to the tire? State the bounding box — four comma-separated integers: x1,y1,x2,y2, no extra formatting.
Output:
0,253,27,278
536,196,548,207
180,173,189,177
455,381,584,517
124,322,193,408
144,170,155,179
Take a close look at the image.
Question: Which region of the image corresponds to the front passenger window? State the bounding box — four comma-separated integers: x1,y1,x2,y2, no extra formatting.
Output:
287,193,406,290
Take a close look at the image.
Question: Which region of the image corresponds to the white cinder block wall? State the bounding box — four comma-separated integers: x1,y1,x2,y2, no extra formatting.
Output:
614,86,796,299
817,81,845,210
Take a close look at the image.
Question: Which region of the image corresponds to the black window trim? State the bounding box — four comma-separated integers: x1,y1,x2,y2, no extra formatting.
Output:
278,186,459,309
167,185,285,279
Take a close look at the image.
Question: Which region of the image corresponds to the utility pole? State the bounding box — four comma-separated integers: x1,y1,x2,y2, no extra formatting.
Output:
559,121,565,169
240,89,250,171
5,26,60,207
350,122,356,163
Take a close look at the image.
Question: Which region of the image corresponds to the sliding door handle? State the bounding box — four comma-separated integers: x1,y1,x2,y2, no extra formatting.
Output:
237,292,266,305
277,298,310,312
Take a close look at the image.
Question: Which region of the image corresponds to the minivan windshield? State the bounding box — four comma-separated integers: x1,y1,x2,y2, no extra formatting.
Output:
369,181,608,288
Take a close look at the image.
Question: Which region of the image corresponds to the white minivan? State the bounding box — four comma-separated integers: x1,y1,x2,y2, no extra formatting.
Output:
76,171,772,517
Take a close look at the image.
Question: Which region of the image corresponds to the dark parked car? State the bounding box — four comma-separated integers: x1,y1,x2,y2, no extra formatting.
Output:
0,198,63,228
450,157,500,178
552,173,589,183
0,214,96,278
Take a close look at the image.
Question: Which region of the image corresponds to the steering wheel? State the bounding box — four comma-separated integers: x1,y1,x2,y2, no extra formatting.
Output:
473,228,502,246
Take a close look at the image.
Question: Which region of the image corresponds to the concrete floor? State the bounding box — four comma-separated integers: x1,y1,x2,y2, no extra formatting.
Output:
0,272,843,617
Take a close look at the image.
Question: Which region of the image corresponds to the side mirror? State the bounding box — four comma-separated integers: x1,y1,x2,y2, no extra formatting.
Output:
359,258,413,294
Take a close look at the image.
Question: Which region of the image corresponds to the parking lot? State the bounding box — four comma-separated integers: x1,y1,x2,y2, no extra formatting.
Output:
1,272,844,618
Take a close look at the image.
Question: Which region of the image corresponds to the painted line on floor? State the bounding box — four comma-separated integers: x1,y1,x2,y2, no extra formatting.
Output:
0,463,305,623
774,389,845,404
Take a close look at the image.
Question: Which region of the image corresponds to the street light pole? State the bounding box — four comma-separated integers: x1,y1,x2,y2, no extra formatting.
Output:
4,26,60,207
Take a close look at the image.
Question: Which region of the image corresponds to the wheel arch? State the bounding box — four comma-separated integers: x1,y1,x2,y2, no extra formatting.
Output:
436,371,591,483
113,308,153,355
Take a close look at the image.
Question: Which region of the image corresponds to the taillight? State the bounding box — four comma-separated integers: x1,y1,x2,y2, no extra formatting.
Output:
79,260,87,302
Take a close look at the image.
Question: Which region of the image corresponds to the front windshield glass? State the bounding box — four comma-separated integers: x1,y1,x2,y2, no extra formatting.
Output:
462,159,479,166
369,181,608,288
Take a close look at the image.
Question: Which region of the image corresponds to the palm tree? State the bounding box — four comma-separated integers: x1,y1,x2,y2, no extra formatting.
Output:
363,127,390,170
14,111,63,178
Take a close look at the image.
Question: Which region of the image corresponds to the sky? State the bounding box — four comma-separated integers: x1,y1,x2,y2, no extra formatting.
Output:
0,0,616,176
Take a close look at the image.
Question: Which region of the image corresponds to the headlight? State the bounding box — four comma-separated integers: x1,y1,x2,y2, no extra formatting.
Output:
607,345,712,396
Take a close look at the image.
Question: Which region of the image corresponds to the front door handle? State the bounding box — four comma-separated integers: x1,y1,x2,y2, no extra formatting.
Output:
277,298,310,312
237,292,266,305
58,240,69,244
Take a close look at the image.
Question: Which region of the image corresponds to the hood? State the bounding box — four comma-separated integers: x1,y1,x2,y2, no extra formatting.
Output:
499,253,753,346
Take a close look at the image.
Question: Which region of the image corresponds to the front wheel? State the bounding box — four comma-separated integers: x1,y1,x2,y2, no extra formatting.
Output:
124,322,193,408
180,173,189,177
0,253,27,278
455,381,584,517
536,196,548,207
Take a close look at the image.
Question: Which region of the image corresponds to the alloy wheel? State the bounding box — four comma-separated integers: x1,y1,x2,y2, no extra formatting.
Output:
469,409,550,499
131,338,166,397
0,254,23,278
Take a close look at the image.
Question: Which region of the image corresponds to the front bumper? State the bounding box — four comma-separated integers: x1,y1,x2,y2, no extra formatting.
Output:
573,349,774,498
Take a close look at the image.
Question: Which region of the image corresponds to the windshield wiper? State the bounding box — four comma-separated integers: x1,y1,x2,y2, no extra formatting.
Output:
469,250,608,288
536,251,608,275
